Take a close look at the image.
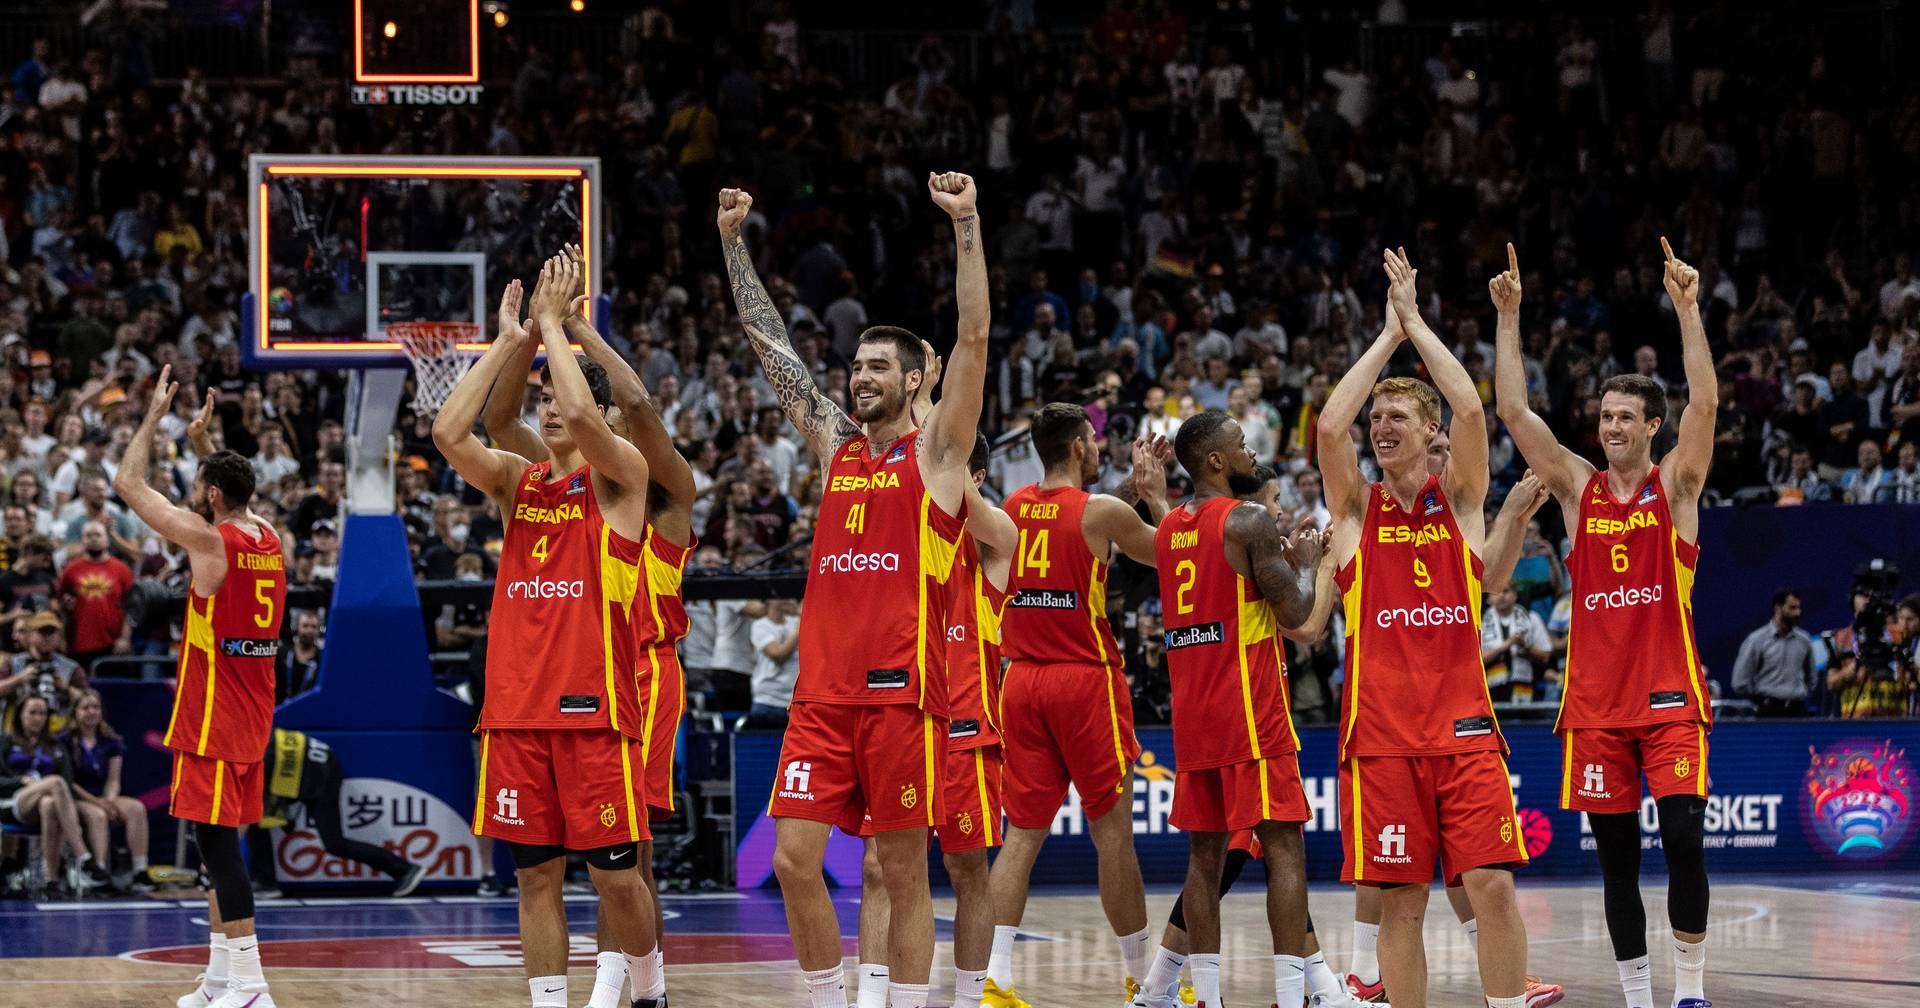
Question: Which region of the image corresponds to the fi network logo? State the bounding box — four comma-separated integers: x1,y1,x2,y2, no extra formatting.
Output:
1377,824,1407,859
780,761,815,801
493,787,525,826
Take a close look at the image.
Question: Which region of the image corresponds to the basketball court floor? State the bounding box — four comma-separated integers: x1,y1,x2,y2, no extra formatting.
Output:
3,874,1913,1006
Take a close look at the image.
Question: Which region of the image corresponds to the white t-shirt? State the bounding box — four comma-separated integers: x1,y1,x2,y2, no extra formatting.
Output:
1481,605,1552,686
708,599,758,675
1073,154,1126,214
1024,189,1075,251
987,433,1046,499
749,614,801,708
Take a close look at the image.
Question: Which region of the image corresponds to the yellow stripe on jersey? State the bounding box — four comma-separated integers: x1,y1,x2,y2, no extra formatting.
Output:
1235,575,1274,760
210,759,226,824
922,713,939,828
1694,724,1708,798
973,748,996,846
1257,757,1273,819
1560,729,1576,809
1087,558,1112,666
472,732,492,836
618,737,642,843
1462,539,1500,719
1554,623,1576,734
598,526,642,732
192,596,219,756
1339,552,1365,755
1671,530,1709,720
1499,755,1528,860
973,565,999,736
639,527,683,760
916,493,964,709
1349,759,1365,881
1103,663,1130,796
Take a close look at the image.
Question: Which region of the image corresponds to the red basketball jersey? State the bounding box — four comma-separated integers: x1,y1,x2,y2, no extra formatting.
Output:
1154,495,1299,770
945,533,1009,751
1556,466,1711,730
166,522,286,763
796,430,966,714
1000,485,1122,669
1335,476,1503,760
482,462,646,735
633,523,695,717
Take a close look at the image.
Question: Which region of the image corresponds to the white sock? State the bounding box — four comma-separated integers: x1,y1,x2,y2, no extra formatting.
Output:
226,934,264,989
1673,937,1706,1004
1350,922,1380,984
1190,953,1221,1007
1618,955,1655,1008
585,951,627,1008
530,975,568,1007
988,925,1017,988
1144,945,1187,1000
888,980,931,1008
952,966,989,1008
1306,951,1343,997
633,944,666,999
802,966,846,1008
1273,954,1306,1008
1116,926,1152,981
1460,916,1480,952
132,855,149,871
205,932,230,987
1487,996,1526,1008
856,962,890,1008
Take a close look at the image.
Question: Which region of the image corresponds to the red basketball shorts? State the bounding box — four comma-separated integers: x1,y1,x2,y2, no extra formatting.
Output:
999,660,1140,829
1560,721,1709,813
170,752,263,827
638,645,685,821
769,701,945,834
473,728,651,848
1229,829,1262,858
939,744,1004,853
1340,750,1528,886
1171,755,1310,833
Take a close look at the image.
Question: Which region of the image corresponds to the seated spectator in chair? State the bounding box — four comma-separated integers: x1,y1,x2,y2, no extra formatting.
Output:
247,728,425,897
1,694,111,894
1772,445,1832,504
1890,440,1920,503
743,597,799,729
59,688,152,887
1839,438,1893,504
2,611,88,727
1481,586,1554,703
57,519,135,671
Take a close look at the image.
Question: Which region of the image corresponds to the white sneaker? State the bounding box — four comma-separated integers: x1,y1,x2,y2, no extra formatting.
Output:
1310,993,1390,1008
207,982,275,1008
176,975,223,1008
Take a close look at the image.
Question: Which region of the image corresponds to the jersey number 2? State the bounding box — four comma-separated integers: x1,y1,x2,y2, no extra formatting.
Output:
1016,528,1052,578
253,578,276,629
1174,559,1197,613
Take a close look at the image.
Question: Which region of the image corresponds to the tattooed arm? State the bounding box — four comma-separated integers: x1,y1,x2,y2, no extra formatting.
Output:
716,188,859,466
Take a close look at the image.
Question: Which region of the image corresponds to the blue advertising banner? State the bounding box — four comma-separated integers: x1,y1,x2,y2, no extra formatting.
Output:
732,720,1918,888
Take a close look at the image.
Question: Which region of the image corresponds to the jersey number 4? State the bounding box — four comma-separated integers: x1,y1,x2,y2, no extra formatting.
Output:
1015,528,1052,578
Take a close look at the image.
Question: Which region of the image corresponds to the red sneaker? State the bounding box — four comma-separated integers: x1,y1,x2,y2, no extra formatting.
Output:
1345,974,1388,1002
1523,976,1564,1008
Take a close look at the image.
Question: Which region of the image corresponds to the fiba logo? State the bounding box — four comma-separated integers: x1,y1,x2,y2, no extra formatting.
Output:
493,788,524,826
1376,824,1410,862
780,761,815,801
1802,739,1913,860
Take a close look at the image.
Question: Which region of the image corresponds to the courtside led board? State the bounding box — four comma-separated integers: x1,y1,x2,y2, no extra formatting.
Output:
243,155,604,369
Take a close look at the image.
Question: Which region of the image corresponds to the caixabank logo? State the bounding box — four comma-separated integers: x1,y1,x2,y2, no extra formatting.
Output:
1802,739,1912,861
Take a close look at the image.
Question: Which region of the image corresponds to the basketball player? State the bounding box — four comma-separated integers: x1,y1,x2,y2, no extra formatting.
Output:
433,253,659,1008
1492,240,1717,1008
985,401,1169,1008
117,366,286,1008
1316,249,1530,1008
721,173,988,1008
1147,409,1322,1008
479,252,695,1008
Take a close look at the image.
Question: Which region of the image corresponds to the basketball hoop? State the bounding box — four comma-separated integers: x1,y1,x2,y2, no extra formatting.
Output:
392,321,481,413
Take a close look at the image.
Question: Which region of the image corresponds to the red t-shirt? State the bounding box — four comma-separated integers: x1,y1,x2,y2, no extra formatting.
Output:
58,554,134,654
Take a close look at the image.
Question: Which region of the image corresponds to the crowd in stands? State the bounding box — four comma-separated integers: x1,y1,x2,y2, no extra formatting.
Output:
6,0,1920,891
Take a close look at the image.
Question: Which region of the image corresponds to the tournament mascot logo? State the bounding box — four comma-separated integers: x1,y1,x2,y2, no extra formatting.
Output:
1803,739,1912,860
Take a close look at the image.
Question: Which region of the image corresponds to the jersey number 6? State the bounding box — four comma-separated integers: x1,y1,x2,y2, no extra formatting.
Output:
1610,542,1629,573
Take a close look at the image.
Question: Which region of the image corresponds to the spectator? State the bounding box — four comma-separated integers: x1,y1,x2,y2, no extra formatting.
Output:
56,520,134,670
1772,445,1831,504
1731,589,1817,717
309,520,341,582
291,460,345,541
1825,594,1919,719
1839,439,1892,504
60,475,139,556
3,610,86,724
2,693,110,895
59,688,151,889
1481,587,1554,703
1888,441,1920,504
278,610,324,703
744,597,799,729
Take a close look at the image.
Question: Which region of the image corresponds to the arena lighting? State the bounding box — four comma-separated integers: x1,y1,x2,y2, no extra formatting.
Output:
382,21,398,38
252,161,593,354
485,0,508,27
494,9,508,27
570,0,585,11
353,0,481,83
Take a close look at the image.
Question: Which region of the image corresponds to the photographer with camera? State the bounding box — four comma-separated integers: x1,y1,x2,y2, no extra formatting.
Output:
1824,562,1919,718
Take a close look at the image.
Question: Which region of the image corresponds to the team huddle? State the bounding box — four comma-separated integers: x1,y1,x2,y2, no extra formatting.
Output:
132,170,1716,1008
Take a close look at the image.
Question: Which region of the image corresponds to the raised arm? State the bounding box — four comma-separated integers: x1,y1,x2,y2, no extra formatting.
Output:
432,303,540,506
114,366,225,580
1491,243,1590,498
1317,319,1404,518
478,279,548,463
1386,247,1488,510
966,481,1018,589
1278,552,1339,642
1087,494,1161,566
1232,507,1323,629
921,172,990,468
530,254,650,492
1481,470,1550,594
717,189,858,465
1659,236,1717,506
185,386,217,458
1118,433,1173,524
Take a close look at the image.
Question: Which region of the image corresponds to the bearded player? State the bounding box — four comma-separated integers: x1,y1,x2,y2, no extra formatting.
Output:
434,254,659,1008
1316,250,1530,1008
721,174,988,1008
1493,239,1716,1008
1149,409,1320,1008
117,367,285,1008
480,251,696,1008
983,401,1169,1008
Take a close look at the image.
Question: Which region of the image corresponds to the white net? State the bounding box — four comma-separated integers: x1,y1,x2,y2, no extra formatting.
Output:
392,321,482,414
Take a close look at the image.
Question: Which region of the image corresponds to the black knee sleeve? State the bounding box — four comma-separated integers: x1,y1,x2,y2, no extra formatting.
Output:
1657,795,1709,934
1166,849,1251,931
508,841,566,871
1588,811,1647,960
582,842,639,871
193,823,255,922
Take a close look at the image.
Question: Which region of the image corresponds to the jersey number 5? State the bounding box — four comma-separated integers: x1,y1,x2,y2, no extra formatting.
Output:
253,578,276,629
1610,542,1629,573
1412,558,1432,588
1016,528,1052,579
1174,559,1197,614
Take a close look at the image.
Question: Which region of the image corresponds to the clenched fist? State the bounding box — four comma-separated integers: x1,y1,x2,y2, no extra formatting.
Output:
927,172,977,218
717,189,752,238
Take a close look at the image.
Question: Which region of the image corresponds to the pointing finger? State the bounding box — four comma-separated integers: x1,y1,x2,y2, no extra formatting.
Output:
1660,235,1675,262
1506,241,1518,277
